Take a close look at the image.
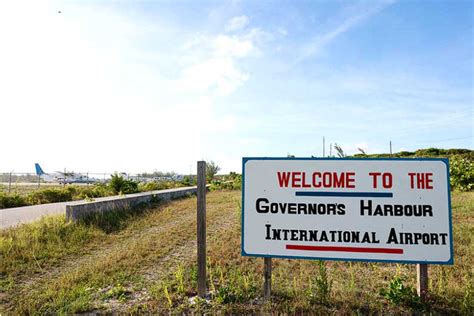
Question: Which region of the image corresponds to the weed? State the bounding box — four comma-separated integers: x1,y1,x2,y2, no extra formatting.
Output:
0,275,15,291
163,284,173,308
348,262,356,290
174,265,185,295
103,283,128,302
461,275,473,314
189,265,198,287
307,260,332,305
379,276,422,309
215,285,236,304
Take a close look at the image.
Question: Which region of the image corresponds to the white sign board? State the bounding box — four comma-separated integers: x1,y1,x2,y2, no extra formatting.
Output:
242,158,453,264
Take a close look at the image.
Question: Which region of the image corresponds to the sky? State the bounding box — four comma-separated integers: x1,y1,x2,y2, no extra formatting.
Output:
0,0,472,175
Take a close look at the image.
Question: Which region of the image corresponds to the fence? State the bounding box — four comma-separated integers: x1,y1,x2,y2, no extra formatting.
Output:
0,172,191,193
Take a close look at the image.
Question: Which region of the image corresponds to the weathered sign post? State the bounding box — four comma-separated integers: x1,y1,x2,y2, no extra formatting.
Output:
242,158,453,300
197,161,207,298
263,257,272,301
417,263,428,299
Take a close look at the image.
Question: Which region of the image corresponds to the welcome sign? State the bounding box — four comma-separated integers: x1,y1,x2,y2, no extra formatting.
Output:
242,158,453,264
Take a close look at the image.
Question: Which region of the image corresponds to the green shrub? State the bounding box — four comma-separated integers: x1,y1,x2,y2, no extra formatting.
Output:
138,181,161,192
138,181,183,192
446,149,472,156
109,174,126,194
380,276,422,309
121,180,139,194
108,174,139,194
0,192,28,208
397,151,415,157
209,178,241,191
415,148,443,156
180,175,196,186
450,155,473,192
76,184,111,199
26,188,74,205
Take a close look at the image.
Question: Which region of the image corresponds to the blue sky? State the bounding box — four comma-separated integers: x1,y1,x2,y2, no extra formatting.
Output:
0,0,472,174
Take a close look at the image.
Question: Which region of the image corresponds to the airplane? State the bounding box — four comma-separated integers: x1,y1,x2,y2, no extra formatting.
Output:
35,163,96,184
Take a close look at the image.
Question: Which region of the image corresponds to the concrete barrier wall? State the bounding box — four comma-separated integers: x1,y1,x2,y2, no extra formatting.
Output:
66,186,197,221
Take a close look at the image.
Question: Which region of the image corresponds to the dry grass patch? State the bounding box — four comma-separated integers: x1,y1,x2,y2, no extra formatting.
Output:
1,191,472,314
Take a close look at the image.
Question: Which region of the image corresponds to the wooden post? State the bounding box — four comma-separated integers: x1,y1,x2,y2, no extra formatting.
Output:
417,264,428,300
197,161,207,298
264,257,272,301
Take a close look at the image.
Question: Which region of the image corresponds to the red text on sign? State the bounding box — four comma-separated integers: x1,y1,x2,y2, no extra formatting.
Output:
369,172,393,189
277,171,356,188
408,173,433,189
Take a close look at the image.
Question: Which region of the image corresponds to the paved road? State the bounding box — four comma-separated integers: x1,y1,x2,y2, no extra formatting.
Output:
0,201,82,229
0,187,198,229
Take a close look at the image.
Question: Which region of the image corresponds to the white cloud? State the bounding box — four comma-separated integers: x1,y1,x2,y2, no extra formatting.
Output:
226,15,249,32
213,34,256,57
172,27,262,96
298,1,395,62
172,57,249,95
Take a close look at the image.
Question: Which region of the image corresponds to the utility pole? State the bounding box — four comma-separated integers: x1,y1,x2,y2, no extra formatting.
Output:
323,136,325,157
330,143,332,157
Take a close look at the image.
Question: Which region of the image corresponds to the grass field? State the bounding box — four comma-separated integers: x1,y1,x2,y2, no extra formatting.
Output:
0,183,63,195
1,190,472,314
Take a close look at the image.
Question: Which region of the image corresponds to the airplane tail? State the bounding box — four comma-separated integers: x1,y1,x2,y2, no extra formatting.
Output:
35,163,45,176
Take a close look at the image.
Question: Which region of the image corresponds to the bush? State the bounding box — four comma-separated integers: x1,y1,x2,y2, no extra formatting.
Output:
76,184,112,199
415,148,443,156
209,178,241,191
138,181,161,192
0,192,28,209
397,151,415,157
380,276,422,309
450,155,473,192
180,175,196,186
108,174,139,194
26,188,74,205
138,181,183,192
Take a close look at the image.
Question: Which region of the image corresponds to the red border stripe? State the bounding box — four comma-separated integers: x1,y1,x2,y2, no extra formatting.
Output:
286,244,403,254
